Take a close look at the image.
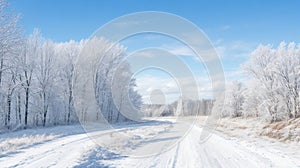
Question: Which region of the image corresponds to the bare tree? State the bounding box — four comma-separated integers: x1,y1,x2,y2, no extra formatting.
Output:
56,40,82,123
0,0,22,85
36,40,56,126
243,45,282,122
18,30,40,127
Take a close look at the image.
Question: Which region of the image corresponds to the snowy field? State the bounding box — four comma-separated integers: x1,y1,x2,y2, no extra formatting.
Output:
0,117,299,168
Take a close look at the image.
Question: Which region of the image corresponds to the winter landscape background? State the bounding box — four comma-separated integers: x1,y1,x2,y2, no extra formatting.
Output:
0,0,299,167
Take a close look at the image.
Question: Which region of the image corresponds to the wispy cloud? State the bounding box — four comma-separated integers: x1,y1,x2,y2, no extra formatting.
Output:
131,50,156,58
167,46,195,56
135,75,214,104
135,75,180,104
221,25,231,30
213,40,255,58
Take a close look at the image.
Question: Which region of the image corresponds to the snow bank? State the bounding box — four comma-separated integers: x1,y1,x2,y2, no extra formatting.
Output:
0,124,84,156
216,117,300,143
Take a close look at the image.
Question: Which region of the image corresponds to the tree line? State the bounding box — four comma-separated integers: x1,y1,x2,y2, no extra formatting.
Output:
0,0,141,131
213,42,300,122
142,98,214,117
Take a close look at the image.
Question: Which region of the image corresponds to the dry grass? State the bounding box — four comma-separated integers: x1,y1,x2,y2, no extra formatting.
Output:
259,118,300,142
217,117,300,143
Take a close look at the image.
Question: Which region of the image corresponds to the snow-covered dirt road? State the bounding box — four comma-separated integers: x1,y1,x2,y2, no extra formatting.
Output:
0,117,299,168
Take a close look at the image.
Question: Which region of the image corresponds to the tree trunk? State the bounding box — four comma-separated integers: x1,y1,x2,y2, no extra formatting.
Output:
67,86,72,123
43,108,48,126
24,87,29,126
7,93,12,128
42,92,48,127
17,92,21,124
116,97,123,122
0,58,3,86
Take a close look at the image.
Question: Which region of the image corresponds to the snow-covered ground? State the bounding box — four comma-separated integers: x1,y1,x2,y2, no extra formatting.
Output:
0,117,299,168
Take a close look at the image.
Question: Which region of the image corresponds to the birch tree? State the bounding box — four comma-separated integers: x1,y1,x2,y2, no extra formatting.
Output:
35,40,56,126
18,30,40,126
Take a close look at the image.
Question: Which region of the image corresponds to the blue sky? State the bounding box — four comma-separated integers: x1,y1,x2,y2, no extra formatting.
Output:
10,0,300,43
9,0,300,102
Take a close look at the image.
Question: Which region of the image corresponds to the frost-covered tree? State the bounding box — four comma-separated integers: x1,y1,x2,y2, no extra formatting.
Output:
242,80,261,117
112,67,143,122
274,42,300,118
0,0,22,129
213,81,244,118
243,45,282,121
55,40,83,123
73,37,142,123
242,42,300,121
0,0,22,85
92,38,142,123
211,92,225,117
35,40,57,126
0,0,143,130
227,81,244,117
18,30,40,127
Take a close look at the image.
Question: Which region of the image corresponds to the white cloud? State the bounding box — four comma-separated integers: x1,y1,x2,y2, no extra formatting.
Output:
157,44,196,56
135,75,180,104
135,75,215,104
213,40,255,58
224,70,248,83
168,46,195,56
128,45,196,58
131,50,156,58
215,46,226,58
221,25,231,30
214,39,223,45
159,43,222,63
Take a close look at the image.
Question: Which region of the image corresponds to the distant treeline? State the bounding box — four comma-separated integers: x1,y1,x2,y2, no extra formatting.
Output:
142,99,214,117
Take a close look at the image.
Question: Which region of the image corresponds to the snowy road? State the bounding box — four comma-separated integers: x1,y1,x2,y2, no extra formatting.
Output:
0,118,299,168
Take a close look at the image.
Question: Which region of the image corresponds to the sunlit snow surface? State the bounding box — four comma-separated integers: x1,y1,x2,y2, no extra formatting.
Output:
0,117,299,168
